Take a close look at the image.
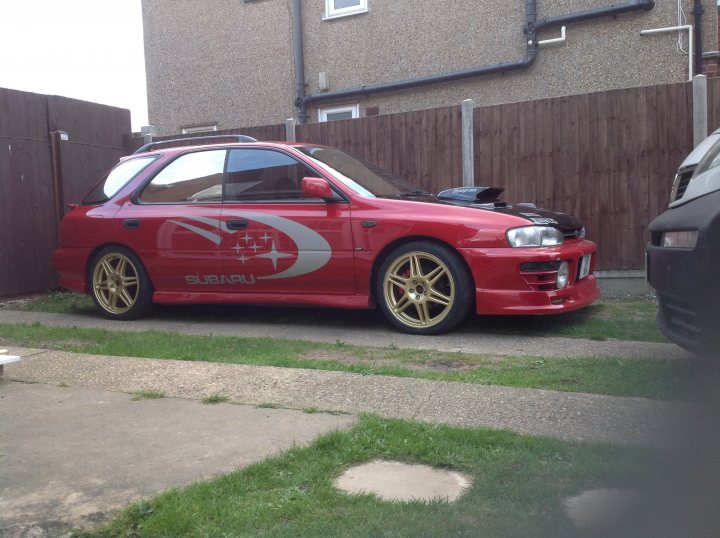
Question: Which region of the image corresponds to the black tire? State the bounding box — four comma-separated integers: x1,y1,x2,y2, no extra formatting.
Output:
375,241,473,334
88,246,154,320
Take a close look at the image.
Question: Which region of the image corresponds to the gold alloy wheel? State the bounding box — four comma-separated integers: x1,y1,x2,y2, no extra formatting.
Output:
383,251,456,329
92,252,140,315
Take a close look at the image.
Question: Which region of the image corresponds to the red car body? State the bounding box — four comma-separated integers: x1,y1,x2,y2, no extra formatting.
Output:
54,138,598,334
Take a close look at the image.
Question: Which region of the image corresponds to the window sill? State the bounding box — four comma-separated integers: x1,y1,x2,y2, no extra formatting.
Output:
322,8,368,21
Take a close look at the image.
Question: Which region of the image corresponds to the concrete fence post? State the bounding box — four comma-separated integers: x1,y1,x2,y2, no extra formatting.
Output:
693,75,708,148
461,99,475,187
140,125,157,145
285,118,297,142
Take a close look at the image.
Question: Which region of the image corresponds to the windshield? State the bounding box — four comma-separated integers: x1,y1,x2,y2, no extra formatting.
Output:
296,146,428,198
692,137,720,179
83,156,157,204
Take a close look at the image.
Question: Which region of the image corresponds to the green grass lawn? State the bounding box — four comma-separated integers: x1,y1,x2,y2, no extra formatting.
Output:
0,323,699,400
72,415,655,538
12,291,666,343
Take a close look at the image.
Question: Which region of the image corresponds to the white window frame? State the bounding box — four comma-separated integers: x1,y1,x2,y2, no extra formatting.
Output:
323,0,368,20
181,124,218,134
319,104,360,123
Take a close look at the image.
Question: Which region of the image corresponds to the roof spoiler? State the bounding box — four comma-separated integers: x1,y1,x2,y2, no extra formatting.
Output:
133,134,258,154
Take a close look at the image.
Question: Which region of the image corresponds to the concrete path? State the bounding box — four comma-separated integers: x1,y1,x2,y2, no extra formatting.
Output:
3,346,696,448
0,309,693,360
0,309,699,536
0,379,355,537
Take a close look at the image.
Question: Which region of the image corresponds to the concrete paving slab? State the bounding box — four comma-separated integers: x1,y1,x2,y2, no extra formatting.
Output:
335,460,473,502
0,381,355,536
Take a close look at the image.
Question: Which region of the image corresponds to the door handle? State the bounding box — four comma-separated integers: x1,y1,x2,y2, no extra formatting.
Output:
226,219,249,230
123,219,140,229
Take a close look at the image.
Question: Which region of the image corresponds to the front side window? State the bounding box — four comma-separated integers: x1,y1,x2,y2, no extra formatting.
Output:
140,150,226,203
324,0,367,19
225,148,318,202
319,104,359,122
83,156,157,204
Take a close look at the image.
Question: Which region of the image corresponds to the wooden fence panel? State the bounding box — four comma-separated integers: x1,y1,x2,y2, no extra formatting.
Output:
295,106,463,192
0,89,131,297
0,89,58,296
470,82,696,270
48,96,132,207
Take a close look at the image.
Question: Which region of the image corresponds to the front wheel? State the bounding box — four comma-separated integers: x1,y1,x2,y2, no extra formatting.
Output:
89,246,154,320
376,241,473,334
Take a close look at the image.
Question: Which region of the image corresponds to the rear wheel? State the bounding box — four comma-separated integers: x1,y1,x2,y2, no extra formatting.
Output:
89,246,153,320
376,241,473,334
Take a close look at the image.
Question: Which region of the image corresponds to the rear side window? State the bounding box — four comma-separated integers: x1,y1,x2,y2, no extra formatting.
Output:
140,150,226,203
82,156,156,204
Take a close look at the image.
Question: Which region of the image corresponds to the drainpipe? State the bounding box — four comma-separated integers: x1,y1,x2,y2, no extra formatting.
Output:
536,0,654,31
694,0,704,75
292,0,308,124
301,0,654,108
304,0,539,106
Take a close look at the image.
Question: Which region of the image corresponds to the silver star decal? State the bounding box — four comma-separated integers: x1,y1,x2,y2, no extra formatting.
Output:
238,253,248,264
240,233,252,243
256,241,293,270
232,243,242,254
249,242,261,253
260,232,272,243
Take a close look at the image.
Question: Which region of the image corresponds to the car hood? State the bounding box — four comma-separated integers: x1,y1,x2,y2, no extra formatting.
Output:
396,187,585,237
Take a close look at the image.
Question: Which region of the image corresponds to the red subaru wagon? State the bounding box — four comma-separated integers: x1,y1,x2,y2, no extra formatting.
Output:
54,135,598,335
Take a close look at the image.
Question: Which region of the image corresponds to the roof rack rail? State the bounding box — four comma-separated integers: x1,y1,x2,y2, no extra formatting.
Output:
133,134,258,155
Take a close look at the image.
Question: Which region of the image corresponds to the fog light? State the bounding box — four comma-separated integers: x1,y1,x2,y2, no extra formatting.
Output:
556,261,570,289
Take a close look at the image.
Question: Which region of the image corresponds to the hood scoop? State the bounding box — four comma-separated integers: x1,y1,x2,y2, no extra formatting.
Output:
437,187,505,205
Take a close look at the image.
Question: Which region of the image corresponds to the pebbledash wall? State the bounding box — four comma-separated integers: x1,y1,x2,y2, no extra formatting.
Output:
142,0,717,134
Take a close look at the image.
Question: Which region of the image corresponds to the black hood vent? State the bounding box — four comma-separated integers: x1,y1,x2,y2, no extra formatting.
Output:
437,187,505,203
433,186,585,236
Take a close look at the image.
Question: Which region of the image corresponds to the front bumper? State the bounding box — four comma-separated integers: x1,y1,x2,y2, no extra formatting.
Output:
647,190,720,357
460,239,599,315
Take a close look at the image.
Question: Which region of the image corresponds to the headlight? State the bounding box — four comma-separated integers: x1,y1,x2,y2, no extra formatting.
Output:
661,230,698,248
507,226,564,247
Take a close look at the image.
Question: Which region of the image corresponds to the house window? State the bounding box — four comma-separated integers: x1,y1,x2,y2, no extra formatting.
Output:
319,104,360,122
181,124,218,134
324,0,367,20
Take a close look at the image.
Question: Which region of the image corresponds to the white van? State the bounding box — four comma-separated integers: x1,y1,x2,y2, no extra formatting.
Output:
646,129,720,358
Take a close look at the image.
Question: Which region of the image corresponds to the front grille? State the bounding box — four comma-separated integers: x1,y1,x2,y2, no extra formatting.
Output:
671,169,694,202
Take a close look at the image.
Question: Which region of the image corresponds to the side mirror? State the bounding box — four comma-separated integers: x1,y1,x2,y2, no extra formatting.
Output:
301,177,334,200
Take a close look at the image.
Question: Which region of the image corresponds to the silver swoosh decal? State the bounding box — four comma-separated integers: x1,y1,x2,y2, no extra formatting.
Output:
168,219,222,245
222,210,331,280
